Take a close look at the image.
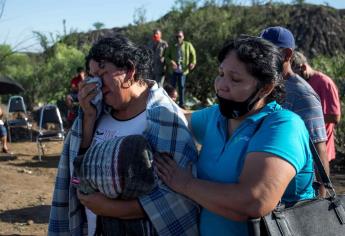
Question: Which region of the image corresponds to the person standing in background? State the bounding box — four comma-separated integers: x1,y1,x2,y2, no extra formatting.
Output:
260,26,330,196
65,67,85,126
165,30,196,109
0,107,9,153
292,51,341,162
149,29,168,87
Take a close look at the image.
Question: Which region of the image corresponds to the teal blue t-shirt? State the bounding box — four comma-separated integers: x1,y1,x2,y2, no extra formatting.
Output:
191,101,315,236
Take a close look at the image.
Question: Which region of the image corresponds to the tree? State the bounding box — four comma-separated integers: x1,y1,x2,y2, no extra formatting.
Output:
93,22,105,30
0,45,40,107
63,19,67,36
33,31,50,52
133,5,147,25
0,41,85,107
0,1,37,54
0,44,13,70
251,0,268,5
292,0,305,4
172,0,199,12
36,43,85,103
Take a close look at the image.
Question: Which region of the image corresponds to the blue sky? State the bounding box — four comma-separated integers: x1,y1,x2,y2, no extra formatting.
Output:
1,0,344,52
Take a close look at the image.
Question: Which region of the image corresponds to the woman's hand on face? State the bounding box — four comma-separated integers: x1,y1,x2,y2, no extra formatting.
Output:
155,153,194,194
78,80,97,118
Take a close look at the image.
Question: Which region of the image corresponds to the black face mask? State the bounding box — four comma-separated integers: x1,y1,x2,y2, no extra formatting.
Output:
217,89,260,119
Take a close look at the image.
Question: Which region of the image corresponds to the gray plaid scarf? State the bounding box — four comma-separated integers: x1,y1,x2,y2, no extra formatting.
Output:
72,135,156,198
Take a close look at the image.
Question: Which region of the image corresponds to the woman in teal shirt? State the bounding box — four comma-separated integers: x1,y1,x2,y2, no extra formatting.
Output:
155,36,314,236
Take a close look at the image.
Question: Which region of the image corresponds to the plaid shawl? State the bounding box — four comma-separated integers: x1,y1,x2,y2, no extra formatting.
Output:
73,135,156,199
48,83,199,236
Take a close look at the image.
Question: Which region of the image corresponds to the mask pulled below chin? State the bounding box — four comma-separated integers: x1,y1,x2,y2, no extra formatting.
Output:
216,90,260,119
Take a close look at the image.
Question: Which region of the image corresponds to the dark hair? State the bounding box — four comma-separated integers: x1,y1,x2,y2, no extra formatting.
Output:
85,57,91,74
164,84,177,96
218,36,285,104
176,30,184,35
76,67,84,73
153,29,161,34
86,35,153,81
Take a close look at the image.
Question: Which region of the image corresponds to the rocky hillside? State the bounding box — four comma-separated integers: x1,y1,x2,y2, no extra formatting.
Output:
288,5,345,57
63,4,345,59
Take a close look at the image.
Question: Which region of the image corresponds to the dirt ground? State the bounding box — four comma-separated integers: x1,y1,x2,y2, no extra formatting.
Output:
0,139,62,236
0,138,345,236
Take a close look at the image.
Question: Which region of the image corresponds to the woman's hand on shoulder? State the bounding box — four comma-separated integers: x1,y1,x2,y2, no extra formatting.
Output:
155,152,194,194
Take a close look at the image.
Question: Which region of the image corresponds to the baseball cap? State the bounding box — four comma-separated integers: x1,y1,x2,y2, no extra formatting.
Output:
260,26,295,49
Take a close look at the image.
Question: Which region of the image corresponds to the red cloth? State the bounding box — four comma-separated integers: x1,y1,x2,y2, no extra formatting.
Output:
71,74,83,89
67,110,77,122
308,71,341,161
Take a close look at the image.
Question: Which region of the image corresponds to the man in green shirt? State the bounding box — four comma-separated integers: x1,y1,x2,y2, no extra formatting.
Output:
165,30,196,108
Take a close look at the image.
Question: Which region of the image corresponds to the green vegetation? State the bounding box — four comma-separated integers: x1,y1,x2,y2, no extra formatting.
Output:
93,22,105,30
0,1,345,153
0,43,85,107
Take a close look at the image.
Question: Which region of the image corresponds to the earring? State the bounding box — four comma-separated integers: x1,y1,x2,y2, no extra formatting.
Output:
122,79,133,88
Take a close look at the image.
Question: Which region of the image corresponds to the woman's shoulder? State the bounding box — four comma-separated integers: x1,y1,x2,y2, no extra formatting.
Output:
191,105,222,132
192,104,220,120
196,104,219,113
147,85,174,109
266,107,306,128
146,86,188,123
